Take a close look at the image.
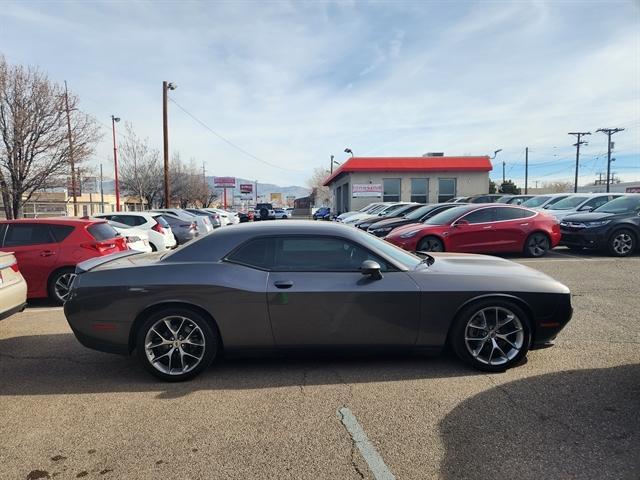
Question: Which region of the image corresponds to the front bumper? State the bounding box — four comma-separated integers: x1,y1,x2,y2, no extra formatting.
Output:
531,293,573,348
560,227,608,249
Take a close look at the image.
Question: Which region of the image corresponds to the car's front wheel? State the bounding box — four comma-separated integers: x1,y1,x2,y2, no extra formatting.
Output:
417,236,444,252
136,308,218,381
450,300,531,372
608,229,636,257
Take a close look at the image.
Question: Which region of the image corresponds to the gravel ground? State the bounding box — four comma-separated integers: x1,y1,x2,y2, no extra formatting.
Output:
1,249,638,480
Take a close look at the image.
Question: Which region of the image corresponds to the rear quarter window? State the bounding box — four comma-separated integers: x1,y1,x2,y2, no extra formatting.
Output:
50,225,75,242
153,216,171,228
87,223,119,241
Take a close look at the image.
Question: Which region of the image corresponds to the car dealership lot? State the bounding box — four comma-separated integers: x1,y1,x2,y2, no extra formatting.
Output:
1,250,638,480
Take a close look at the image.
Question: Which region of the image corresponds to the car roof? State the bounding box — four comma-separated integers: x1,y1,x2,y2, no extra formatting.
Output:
0,217,105,225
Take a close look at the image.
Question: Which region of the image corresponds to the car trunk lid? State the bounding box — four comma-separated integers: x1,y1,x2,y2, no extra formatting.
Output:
75,250,164,274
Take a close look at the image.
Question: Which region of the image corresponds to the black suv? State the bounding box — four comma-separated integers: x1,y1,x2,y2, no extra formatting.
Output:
559,195,640,256
254,203,276,221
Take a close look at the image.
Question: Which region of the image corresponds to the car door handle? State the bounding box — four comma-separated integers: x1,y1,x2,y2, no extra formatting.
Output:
274,280,293,289
40,250,56,257
520,223,529,226
482,226,493,230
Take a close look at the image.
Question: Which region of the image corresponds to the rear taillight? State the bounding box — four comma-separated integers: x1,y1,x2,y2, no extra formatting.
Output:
10,261,19,272
189,222,197,232
81,239,122,253
151,222,165,234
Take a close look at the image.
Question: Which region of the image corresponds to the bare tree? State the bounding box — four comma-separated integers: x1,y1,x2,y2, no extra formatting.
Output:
118,122,163,208
307,167,331,206
0,55,101,218
169,154,211,208
541,181,572,193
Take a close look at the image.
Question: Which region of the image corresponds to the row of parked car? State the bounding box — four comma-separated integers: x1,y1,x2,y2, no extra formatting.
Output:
327,192,640,258
0,207,244,312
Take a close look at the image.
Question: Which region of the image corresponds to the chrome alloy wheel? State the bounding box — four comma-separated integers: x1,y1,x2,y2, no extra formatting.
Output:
144,316,206,375
612,232,633,255
464,307,525,366
54,273,76,302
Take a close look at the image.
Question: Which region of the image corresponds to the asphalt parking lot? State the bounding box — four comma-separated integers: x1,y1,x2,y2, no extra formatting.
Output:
1,248,638,480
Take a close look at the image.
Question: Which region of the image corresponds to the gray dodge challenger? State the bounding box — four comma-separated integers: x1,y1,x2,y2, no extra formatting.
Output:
64,221,572,381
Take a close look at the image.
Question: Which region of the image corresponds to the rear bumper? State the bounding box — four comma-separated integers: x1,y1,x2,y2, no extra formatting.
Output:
0,279,27,320
0,301,27,322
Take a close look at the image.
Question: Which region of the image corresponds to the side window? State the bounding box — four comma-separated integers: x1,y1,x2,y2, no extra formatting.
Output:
495,208,528,221
226,237,275,270
4,224,54,247
273,236,388,272
461,208,497,224
50,225,75,242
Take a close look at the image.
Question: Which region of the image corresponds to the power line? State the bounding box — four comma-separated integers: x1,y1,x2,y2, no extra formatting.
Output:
168,97,304,173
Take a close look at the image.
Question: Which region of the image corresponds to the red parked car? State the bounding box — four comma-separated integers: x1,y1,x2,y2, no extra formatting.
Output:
0,218,128,304
385,204,561,257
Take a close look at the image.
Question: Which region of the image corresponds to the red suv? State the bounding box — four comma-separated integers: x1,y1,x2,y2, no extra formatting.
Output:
386,204,560,257
0,218,127,304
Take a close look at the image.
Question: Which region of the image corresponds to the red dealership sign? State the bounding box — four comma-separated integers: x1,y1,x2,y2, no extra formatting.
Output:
213,176,236,189
240,183,253,194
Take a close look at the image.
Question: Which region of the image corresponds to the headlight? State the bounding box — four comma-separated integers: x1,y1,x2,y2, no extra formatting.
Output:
373,227,392,233
584,220,611,228
399,230,420,239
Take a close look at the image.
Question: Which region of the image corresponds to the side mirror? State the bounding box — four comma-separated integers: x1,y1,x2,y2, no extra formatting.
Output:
453,219,469,228
580,206,594,212
360,260,383,280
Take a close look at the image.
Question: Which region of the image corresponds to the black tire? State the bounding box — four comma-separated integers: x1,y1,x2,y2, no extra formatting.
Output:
524,232,550,257
136,308,218,382
48,267,77,305
417,236,444,252
449,299,532,372
607,229,636,257
259,208,269,220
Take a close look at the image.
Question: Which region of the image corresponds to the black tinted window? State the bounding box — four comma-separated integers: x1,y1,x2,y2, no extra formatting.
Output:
461,208,497,224
495,208,530,221
87,223,119,241
50,225,75,242
4,224,53,246
273,237,388,272
227,237,274,269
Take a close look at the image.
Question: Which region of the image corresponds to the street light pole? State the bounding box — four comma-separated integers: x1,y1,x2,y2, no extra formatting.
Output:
162,81,177,207
111,115,121,211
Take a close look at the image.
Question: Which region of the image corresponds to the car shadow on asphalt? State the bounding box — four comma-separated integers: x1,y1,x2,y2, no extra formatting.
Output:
439,364,640,479
0,333,481,398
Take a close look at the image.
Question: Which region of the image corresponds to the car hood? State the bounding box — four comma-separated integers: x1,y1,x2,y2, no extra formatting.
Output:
408,252,570,294
561,211,624,223
369,218,414,229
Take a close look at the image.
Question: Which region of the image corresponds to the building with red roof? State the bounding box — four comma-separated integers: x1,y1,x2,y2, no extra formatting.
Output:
322,155,492,213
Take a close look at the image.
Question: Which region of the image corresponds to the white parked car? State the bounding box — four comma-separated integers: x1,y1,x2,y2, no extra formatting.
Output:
108,221,153,253
93,212,177,251
343,203,412,225
538,193,623,221
204,208,239,226
521,193,573,209
0,251,27,321
151,209,213,233
274,208,290,219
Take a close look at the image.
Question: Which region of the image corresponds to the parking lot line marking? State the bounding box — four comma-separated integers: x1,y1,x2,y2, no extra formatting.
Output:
337,407,396,480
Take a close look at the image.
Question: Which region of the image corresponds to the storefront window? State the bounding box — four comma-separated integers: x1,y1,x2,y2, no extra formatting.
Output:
438,178,456,202
411,178,428,203
383,178,401,202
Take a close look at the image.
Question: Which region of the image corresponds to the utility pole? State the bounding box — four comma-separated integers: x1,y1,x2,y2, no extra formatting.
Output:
596,128,624,193
524,147,529,194
162,81,177,207
99,163,104,209
254,180,258,205
64,81,78,216
111,115,121,211
502,161,505,184
568,131,591,193
330,155,335,174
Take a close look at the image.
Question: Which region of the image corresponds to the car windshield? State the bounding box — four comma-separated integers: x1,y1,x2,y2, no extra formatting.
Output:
351,228,422,269
380,204,407,215
594,195,640,213
546,196,588,210
109,221,131,229
424,206,473,225
522,196,551,207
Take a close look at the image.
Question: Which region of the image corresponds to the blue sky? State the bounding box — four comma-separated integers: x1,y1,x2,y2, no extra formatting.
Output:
1,0,638,187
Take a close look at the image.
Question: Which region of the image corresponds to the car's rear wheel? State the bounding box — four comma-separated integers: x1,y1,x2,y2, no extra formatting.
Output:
417,236,444,252
524,232,550,257
608,229,636,257
450,299,531,372
48,268,77,305
136,308,217,382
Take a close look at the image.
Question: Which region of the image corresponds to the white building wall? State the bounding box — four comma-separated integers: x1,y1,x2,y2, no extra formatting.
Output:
330,171,489,213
